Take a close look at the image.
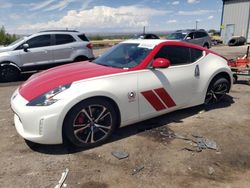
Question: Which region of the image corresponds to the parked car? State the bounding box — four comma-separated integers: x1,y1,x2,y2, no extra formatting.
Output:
134,33,160,39
11,39,232,148
166,29,212,48
0,30,94,82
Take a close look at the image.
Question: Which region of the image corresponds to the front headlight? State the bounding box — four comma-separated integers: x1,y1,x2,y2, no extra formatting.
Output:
26,84,71,106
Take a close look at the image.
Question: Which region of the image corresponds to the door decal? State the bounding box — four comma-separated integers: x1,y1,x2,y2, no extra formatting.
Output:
141,88,176,111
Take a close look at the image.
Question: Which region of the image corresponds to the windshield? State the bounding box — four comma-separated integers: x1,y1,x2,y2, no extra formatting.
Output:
166,32,186,40
7,37,25,46
93,43,152,68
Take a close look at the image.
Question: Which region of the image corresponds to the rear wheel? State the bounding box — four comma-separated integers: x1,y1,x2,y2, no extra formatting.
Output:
233,74,238,84
74,56,88,62
63,98,118,148
0,65,20,82
203,43,209,49
205,77,229,105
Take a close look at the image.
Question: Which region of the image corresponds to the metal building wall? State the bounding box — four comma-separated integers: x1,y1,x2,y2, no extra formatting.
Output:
221,0,250,44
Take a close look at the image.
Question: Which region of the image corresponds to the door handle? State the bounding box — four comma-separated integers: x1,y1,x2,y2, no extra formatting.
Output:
195,65,200,77
43,50,48,54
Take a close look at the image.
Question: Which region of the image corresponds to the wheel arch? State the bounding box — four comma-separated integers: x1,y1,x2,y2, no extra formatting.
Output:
60,95,121,145
73,55,89,62
201,69,233,102
0,61,21,71
84,96,122,126
203,42,210,48
209,71,232,92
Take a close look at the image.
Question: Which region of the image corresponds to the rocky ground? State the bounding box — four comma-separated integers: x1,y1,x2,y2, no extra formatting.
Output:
0,45,249,188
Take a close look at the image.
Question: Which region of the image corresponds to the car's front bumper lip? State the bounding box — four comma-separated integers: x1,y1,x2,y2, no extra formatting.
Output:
11,90,64,144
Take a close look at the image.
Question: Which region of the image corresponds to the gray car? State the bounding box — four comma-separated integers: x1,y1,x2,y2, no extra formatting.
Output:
166,29,212,49
0,30,94,82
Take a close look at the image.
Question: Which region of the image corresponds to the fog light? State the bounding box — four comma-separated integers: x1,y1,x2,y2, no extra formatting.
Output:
39,118,44,135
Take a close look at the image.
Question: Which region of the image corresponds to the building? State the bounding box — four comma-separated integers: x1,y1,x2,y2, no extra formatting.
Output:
221,0,250,44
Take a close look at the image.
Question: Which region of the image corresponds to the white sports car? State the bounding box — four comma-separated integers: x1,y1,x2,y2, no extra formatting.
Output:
11,40,233,148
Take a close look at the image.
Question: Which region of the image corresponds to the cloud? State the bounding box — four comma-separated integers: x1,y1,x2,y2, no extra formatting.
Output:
0,2,12,9
9,14,20,20
30,0,77,11
208,15,214,20
44,0,75,11
19,5,168,31
81,0,93,10
172,1,179,5
178,10,214,16
167,19,177,23
30,0,56,11
187,0,200,4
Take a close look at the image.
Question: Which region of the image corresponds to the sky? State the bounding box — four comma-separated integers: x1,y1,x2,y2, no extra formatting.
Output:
0,0,223,34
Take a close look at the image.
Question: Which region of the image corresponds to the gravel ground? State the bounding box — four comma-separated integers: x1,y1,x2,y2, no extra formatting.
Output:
0,45,249,188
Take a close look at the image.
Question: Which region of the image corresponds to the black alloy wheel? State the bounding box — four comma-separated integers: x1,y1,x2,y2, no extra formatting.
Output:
205,77,229,105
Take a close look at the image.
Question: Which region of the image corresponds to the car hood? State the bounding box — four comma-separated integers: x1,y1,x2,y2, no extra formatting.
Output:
19,61,126,101
0,46,13,53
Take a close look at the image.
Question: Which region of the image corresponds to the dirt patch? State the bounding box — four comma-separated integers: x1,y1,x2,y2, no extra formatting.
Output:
0,46,250,188
80,182,109,188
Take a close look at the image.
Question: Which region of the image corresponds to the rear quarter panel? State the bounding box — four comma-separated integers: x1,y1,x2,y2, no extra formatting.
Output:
195,52,232,104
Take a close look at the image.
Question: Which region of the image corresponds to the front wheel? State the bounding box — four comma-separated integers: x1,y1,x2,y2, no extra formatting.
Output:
205,77,229,105
0,65,20,82
63,98,118,148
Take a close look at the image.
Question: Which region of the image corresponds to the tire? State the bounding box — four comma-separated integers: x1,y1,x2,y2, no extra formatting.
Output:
74,56,88,62
205,77,229,105
203,43,209,49
24,139,39,148
0,65,20,82
63,98,118,148
233,75,238,84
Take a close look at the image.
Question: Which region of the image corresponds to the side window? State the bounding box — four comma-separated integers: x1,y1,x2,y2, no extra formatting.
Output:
78,34,89,41
187,32,194,39
155,46,191,66
26,35,51,48
195,32,207,38
190,48,203,62
55,34,75,45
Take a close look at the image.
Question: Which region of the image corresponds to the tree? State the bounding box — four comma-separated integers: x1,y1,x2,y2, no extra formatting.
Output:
0,26,6,45
208,29,216,35
0,26,19,46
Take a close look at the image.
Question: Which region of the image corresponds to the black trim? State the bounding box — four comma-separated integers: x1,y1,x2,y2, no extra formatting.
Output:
39,30,79,33
20,60,89,72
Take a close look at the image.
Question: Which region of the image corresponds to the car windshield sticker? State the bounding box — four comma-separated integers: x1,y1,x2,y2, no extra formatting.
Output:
138,43,156,49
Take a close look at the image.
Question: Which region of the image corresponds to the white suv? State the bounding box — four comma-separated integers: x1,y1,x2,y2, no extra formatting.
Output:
0,30,94,82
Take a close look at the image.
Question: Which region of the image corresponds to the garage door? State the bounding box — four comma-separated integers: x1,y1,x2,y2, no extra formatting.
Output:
248,20,250,43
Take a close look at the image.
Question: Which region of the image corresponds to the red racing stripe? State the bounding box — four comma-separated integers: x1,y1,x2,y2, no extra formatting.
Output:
141,91,166,111
154,88,176,108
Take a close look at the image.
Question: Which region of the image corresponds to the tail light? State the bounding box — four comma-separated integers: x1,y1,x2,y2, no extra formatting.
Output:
87,43,93,49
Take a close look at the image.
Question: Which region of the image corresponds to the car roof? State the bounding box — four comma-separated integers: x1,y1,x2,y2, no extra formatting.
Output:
39,30,79,33
122,39,167,46
122,39,209,52
174,29,207,34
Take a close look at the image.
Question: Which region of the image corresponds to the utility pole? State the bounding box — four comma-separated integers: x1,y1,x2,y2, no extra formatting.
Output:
143,26,146,34
195,20,198,30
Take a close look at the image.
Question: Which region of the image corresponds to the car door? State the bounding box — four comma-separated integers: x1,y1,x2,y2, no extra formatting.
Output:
51,34,76,63
19,34,53,67
194,32,205,46
138,45,202,120
186,32,198,45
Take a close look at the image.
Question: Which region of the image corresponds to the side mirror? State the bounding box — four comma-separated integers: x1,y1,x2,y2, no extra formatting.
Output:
23,43,29,52
152,58,170,69
186,36,191,40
